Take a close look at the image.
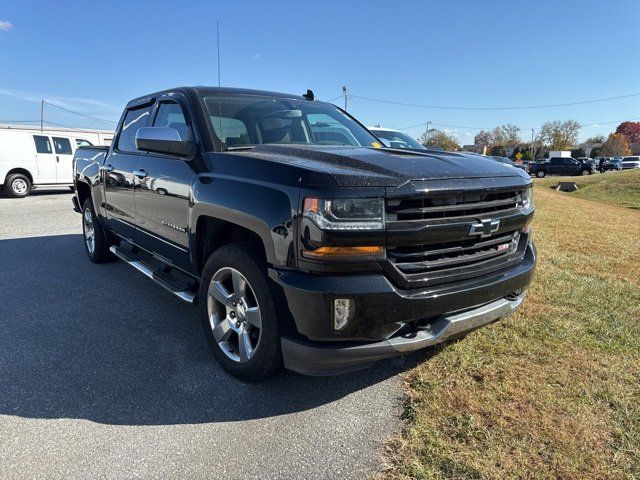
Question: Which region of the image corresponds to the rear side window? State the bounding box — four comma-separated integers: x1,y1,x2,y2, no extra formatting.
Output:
52,137,73,154
153,102,191,140
210,116,250,147
117,105,152,152
33,135,52,154
76,139,93,147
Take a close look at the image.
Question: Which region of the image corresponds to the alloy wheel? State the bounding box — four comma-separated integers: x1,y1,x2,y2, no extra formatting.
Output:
207,267,262,363
83,207,95,255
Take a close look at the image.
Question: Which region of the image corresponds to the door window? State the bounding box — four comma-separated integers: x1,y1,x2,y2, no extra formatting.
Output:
52,137,73,154
153,102,192,140
33,135,52,154
76,138,93,147
117,105,152,152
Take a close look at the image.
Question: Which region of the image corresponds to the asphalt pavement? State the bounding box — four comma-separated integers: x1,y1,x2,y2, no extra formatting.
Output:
0,190,408,480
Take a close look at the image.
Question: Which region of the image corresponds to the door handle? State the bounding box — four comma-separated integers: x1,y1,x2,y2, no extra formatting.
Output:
133,169,148,179
56,156,60,163
104,164,114,173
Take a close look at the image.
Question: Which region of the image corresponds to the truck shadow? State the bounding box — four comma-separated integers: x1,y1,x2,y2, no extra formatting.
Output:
0,234,412,426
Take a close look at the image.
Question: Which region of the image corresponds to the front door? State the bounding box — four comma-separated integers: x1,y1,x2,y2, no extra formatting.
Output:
103,103,152,242
52,136,74,183
134,100,194,270
32,135,56,183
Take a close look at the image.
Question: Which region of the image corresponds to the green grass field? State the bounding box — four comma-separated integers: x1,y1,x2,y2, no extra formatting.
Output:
534,169,640,209
378,171,640,479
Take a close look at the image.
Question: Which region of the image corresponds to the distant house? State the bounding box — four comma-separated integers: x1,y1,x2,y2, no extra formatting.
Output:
462,144,483,153
631,143,640,155
580,142,603,157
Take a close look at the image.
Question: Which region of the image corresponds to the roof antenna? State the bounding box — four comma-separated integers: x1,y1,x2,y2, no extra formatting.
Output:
216,21,223,149
303,89,315,101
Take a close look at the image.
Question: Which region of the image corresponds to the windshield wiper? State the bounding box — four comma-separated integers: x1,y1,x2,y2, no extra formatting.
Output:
226,145,256,151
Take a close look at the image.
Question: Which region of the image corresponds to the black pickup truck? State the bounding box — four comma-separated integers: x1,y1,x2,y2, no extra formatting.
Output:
528,157,595,177
72,86,536,381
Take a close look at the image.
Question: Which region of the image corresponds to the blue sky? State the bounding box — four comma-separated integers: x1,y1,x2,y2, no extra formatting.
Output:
1,0,639,144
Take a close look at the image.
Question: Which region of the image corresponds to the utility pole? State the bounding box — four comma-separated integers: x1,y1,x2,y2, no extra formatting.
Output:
342,86,348,111
531,128,535,158
425,121,431,143
40,99,44,132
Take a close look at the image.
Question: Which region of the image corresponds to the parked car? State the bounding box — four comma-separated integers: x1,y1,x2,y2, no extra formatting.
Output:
0,127,113,197
620,156,640,169
367,127,426,150
528,157,595,177
491,156,528,173
577,157,599,173
601,158,622,172
72,86,536,381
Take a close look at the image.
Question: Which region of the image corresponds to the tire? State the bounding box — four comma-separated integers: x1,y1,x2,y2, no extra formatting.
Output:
536,170,546,178
4,173,32,198
81,198,114,263
199,243,282,382
581,169,590,176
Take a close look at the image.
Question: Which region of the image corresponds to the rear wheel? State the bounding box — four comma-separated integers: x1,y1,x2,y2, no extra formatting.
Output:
82,198,114,263
4,173,32,198
536,170,546,178
199,243,282,382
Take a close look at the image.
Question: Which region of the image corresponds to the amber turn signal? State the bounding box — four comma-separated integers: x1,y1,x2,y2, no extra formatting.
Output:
303,245,384,259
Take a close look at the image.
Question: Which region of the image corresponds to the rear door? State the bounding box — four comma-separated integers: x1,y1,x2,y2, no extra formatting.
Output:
52,136,74,183
32,135,56,183
104,103,153,242
134,98,195,270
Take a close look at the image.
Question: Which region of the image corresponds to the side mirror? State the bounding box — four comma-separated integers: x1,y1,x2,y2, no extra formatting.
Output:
135,127,194,157
379,138,392,148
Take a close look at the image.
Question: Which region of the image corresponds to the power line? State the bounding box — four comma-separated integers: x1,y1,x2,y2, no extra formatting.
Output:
43,101,116,125
350,91,640,111
398,117,640,133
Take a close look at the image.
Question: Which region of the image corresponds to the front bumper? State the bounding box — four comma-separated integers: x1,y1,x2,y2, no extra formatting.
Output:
281,292,525,375
271,241,536,375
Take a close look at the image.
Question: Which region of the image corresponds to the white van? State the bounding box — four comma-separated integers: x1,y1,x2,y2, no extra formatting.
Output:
0,127,113,197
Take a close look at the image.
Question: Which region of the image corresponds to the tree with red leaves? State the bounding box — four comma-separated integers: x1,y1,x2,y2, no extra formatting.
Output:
615,121,640,144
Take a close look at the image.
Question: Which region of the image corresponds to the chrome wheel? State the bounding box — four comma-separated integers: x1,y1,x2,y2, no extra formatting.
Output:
207,267,262,363
11,178,28,195
83,207,95,255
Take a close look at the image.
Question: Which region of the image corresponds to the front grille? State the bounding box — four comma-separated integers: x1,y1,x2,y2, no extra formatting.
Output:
389,231,520,274
387,189,523,222
385,186,530,287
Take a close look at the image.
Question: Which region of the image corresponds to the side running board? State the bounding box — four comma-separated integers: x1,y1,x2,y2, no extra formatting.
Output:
109,245,197,304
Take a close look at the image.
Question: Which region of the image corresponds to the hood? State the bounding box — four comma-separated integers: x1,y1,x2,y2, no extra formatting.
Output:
242,145,524,187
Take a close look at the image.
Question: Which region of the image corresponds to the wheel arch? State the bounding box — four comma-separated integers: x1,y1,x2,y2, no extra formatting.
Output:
4,167,34,184
194,215,271,275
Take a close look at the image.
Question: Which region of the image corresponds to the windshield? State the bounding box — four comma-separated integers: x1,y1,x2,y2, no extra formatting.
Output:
370,129,425,150
202,94,380,150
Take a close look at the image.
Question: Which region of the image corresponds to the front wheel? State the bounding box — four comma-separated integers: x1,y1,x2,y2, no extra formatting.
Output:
4,173,32,198
82,199,114,263
536,170,546,178
581,169,590,176
199,244,282,382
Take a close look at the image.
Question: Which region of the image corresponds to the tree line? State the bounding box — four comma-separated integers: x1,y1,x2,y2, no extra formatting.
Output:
417,120,640,157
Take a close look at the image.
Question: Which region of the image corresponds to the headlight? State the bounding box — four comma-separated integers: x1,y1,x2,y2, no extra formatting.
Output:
521,187,533,210
303,197,384,230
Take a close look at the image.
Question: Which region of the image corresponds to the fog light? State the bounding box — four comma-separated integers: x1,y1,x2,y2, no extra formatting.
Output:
333,298,353,331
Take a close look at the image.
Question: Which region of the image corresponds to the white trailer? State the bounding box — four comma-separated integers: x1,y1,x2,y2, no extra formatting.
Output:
548,150,572,158
0,125,114,197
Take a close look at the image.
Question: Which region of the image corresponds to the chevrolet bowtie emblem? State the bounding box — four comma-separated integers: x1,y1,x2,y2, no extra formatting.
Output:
469,219,500,238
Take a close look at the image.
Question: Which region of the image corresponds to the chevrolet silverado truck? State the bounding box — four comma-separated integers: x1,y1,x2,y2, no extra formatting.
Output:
528,157,594,177
72,87,536,381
